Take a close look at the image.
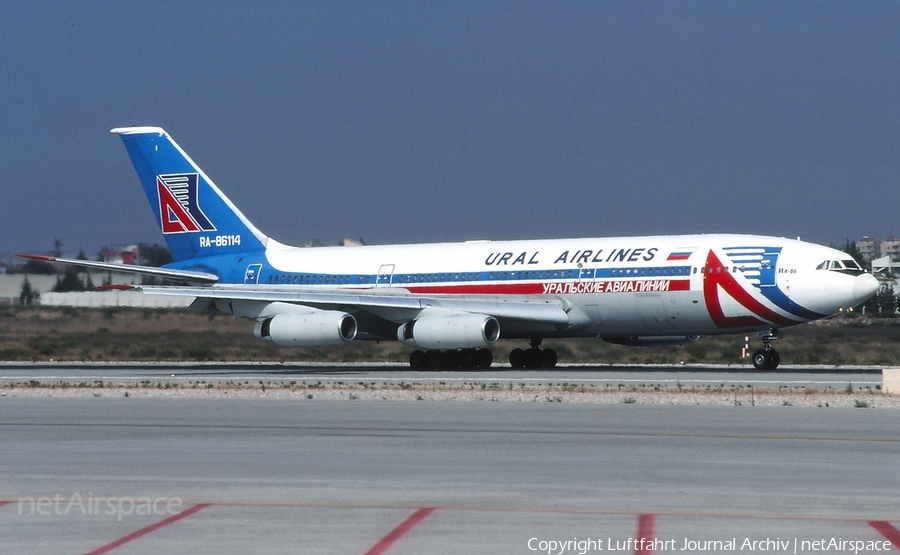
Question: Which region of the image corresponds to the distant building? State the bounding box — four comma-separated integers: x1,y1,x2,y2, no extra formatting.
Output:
881,237,900,259
856,236,881,263
102,245,139,265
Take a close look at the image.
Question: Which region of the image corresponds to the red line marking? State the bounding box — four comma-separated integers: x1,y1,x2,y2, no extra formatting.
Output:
81,503,210,555
869,521,900,548
408,283,543,295
635,514,655,555
0,501,12,508
363,507,435,555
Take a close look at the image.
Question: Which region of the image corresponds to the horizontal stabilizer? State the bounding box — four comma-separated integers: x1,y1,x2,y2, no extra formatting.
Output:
16,254,219,285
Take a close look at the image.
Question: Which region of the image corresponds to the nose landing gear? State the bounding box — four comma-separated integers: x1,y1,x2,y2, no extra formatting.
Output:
751,329,781,370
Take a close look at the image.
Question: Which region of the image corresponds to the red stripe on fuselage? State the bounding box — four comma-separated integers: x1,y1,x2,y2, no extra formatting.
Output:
402,279,691,296
406,283,544,295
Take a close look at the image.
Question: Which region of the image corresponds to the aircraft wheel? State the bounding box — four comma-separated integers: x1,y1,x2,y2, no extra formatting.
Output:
541,348,558,368
475,348,493,369
425,350,442,369
440,349,460,369
751,349,768,370
769,350,781,369
524,347,542,368
509,348,526,369
409,350,425,369
459,348,478,369
752,349,779,370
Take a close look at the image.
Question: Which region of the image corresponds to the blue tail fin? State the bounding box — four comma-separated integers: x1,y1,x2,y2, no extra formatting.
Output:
111,127,268,262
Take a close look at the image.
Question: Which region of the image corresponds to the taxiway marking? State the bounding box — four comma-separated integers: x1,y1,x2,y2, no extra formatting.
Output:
635,514,655,555
868,521,900,548
81,503,210,555
363,507,435,555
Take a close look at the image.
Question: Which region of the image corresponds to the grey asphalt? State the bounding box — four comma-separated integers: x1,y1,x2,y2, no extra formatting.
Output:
0,397,898,554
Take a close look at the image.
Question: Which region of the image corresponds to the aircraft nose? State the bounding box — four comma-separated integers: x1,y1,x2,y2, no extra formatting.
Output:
853,273,879,305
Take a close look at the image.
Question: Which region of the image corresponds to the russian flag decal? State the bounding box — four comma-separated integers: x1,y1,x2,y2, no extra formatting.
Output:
666,249,695,261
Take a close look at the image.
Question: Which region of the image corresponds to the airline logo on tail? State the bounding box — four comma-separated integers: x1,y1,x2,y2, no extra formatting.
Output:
157,173,216,234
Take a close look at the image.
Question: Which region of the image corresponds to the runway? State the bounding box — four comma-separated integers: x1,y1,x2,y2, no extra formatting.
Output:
1,394,898,553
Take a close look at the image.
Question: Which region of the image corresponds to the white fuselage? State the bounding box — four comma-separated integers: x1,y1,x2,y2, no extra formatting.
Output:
246,233,877,340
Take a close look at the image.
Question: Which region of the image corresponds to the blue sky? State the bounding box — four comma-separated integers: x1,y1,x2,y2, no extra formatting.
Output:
2,2,899,257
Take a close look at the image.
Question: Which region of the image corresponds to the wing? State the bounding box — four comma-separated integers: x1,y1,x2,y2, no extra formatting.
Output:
18,254,577,343
141,284,575,341
142,284,569,321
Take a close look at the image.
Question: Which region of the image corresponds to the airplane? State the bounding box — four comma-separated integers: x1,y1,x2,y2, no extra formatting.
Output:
21,126,879,370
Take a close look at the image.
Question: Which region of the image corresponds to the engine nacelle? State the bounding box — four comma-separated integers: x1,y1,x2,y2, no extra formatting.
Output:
254,311,357,347
603,335,700,347
397,313,500,349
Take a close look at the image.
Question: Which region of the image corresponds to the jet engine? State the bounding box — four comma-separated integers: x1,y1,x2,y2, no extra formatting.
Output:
603,335,700,347
397,313,500,349
254,310,357,346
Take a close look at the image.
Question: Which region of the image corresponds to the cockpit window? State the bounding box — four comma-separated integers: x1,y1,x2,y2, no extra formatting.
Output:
816,259,865,275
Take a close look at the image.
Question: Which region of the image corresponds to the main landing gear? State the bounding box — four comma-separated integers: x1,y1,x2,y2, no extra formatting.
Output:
751,329,781,370
509,339,558,369
409,348,493,370
407,339,559,370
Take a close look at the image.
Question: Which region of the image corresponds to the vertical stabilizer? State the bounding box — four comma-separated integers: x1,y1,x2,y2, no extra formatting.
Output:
111,127,268,262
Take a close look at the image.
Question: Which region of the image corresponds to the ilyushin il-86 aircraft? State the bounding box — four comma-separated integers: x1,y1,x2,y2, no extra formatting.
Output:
22,127,879,370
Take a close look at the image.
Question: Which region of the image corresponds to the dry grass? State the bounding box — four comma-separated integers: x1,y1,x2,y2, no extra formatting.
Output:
0,305,898,365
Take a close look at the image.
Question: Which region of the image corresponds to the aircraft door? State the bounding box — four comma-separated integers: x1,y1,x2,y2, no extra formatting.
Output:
756,248,780,291
376,264,395,288
244,264,262,285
